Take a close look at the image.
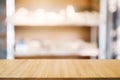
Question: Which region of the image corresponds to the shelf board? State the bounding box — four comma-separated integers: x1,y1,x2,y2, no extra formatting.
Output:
14,51,98,57
14,24,99,27
15,55,90,59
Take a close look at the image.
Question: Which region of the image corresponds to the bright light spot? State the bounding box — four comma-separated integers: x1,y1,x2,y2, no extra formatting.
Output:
108,0,117,13
31,9,46,25
66,5,76,19
13,7,29,25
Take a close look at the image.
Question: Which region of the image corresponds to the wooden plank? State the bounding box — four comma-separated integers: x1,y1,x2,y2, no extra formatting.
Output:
15,56,90,59
0,60,120,78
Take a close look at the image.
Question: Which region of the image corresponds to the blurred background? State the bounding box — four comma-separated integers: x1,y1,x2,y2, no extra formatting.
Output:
0,0,120,59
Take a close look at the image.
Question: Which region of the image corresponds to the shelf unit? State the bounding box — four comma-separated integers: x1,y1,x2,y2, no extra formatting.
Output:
7,0,108,59
15,25,97,58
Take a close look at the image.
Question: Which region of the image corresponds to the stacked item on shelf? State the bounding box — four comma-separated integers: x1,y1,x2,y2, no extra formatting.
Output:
13,5,99,26
15,39,99,57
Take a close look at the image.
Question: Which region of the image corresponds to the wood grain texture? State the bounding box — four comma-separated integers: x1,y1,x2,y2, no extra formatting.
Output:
0,60,120,78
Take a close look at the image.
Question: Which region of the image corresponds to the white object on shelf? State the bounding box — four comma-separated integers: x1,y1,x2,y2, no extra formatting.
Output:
15,39,99,57
13,5,99,27
15,44,29,54
66,5,76,21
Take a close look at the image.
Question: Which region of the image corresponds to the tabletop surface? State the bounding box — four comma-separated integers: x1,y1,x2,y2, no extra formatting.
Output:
0,59,120,78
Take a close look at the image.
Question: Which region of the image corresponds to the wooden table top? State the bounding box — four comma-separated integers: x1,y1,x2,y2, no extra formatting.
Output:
0,59,120,78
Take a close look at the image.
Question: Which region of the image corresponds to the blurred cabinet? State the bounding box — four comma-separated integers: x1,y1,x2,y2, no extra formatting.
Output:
0,0,6,59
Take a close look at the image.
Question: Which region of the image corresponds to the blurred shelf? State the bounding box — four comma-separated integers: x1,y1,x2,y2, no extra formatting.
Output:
15,50,99,57
15,55,91,59
14,23,99,27
14,25,98,28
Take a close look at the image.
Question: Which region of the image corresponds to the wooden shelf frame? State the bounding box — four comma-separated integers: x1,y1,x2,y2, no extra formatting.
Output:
7,0,108,59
